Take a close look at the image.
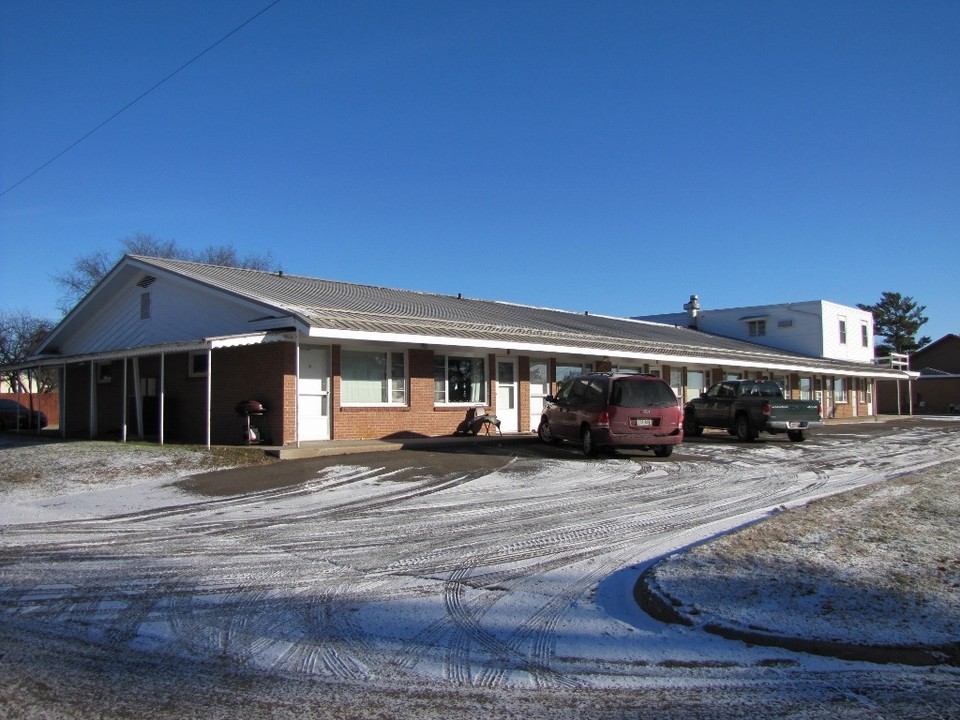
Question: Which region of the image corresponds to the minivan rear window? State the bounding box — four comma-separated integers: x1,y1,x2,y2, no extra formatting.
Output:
610,379,677,408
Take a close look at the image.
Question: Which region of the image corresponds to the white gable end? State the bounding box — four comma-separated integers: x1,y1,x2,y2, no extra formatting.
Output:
42,261,286,356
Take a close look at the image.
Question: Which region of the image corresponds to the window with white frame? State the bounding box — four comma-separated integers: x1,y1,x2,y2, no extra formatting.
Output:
861,323,869,348
799,377,812,400
434,355,486,404
839,319,847,345
342,349,406,404
833,377,848,403
747,319,766,337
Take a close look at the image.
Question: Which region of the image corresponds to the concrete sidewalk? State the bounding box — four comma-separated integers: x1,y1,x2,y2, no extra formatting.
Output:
267,432,540,460
264,415,906,460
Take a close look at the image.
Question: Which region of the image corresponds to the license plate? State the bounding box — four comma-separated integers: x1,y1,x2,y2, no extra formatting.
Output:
632,418,653,427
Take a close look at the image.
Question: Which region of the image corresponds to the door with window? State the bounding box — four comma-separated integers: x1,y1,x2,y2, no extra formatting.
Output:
528,360,549,432
298,346,330,441
496,357,519,433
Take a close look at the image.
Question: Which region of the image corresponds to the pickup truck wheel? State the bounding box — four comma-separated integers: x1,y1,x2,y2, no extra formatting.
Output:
653,445,673,458
682,411,703,437
787,429,806,442
581,426,599,457
537,418,556,444
735,414,756,442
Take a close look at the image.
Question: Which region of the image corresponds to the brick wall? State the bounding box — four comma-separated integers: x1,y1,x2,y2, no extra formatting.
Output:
331,348,492,439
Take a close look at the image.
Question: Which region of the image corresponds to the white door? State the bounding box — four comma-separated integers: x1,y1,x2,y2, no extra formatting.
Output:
298,346,330,441
528,360,549,432
496,357,519,433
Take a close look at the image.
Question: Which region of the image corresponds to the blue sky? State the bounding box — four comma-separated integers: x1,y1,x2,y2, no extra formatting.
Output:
2,0,957,343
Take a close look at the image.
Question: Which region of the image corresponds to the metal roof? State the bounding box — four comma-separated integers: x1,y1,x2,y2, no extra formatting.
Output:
119,256,902,378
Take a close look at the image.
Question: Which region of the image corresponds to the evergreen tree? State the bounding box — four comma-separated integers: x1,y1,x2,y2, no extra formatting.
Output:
857,291,931,355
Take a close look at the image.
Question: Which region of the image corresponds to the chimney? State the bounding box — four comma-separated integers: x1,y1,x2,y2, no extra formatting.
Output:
683,294,700,329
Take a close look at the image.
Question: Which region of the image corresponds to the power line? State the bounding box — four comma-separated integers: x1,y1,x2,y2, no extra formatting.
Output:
0,0,283,199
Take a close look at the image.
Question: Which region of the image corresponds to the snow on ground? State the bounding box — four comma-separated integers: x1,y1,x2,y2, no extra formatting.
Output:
1,421,960,719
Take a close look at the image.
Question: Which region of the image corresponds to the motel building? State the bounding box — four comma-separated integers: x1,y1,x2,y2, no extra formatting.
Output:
6,256,907,447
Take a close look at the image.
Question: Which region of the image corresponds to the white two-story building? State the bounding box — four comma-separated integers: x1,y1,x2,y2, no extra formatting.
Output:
637,296,875,364
636,296,878,418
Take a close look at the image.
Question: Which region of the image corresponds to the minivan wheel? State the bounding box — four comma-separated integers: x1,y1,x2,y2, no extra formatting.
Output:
581,426,599,457
537,418,555,444
653,445,673,458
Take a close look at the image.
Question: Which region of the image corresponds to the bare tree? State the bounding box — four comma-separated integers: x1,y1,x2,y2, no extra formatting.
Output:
53,233,274,314
0,310,57,393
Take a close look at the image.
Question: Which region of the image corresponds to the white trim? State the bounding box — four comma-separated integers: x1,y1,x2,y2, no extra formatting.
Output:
304,327,902,378
294,333,300,448
121,359,128,443
159,353,165,446
205,349,212,449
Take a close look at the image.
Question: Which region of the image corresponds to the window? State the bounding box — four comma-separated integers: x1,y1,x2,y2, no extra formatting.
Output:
799,377,812,400
567,378,605,405
833,377,848,403
189,351,209,378
747,320,766,337
434,355,486,404
95,362,112,384
861,323,869,348
342,350,406,404
555,363,592,384
839,319,847,345
684,370,705,403
529,361,549,395
669,368,683,401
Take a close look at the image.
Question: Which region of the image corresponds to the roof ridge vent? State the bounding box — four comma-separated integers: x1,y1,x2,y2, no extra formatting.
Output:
137,275,156,288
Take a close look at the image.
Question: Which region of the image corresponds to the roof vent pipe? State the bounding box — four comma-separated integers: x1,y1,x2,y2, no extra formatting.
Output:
683,294,700,329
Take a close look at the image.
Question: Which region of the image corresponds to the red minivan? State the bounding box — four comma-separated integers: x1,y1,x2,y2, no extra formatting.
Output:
537,373,684,457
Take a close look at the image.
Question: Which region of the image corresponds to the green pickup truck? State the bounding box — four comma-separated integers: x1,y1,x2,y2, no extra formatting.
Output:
683,379,823,442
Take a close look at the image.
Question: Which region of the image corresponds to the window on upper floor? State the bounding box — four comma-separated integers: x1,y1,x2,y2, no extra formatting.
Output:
839,319,847,345
747,320,766,337
861,323,869,348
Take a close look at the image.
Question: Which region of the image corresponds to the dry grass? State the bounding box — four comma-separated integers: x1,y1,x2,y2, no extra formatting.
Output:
656,461,960,646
